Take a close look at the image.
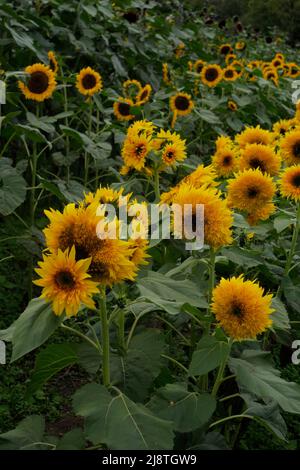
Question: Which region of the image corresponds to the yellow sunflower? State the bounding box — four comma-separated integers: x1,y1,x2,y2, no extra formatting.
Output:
201,64,223,87
136,84,152,105
225,53,237,65
239,143,281,176
235,41,246,51
227,99,238,111
113,97,135,121
122,130,152,171
263,67,279,86
34,246,99,317
211,276,273,340
271,57,284,69
288,63,300,78
212,147,239,177
170,92,194,116
235,125,274,149
47,51,59,75
162,63,171,84
194,59,206,74
296,101,300,122
246,203,276,225
127,119,156,138
273,119,297,138
18,63,56,102
279,165,300,201
227,169,276,215
219,44,233,55
154,129,186,166
215,135,233,152
171,183,233,249
76,67,102,96
223,67,238,82
280,129,300,165
123,79,142,98
44,203,137,286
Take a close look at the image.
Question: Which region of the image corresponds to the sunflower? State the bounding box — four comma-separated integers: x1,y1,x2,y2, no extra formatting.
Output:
122,129,152,171
279,165,300,201
219,44,233,55
225,53,237,65
271,57,284,69
162,63,171,84
248,60,261,70
247,203,276,225
34,247,99,317
84,186,127,207
280,129,300,165
235,125,273,148
275,53,285,61
223,66,238,82
194,59,206,74
171,183,233,249
47,51,59,75
288,63,300,78
135,84,152,105
154,129,186,166
227,169,276,215
18,63,56,102
231,60,244,77
273,119,297,138
44,203,138,286
201,64,223,87
161,141,186,166
235,41,246,51
113,97,135,121
123,79,142,98
239,143,281,176
211,276,273,340
127,119,156,138
76,67,102,96
174,42,185,58
263,67,279,86
170,92,194,116
128,238,149,266
215,135,233,152
212,147,239,177
227,99,238,111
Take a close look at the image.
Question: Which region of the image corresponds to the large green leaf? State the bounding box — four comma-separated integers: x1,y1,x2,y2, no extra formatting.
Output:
189,336,230,376
242,396,287,441
271,297,290,331
137,270,207,315
148,383,216,432
229,350,300,414
27,343,78,395
10,298,62,362
0,165,26,216
111,329,164,402
73,383,174,450
0,416,45,450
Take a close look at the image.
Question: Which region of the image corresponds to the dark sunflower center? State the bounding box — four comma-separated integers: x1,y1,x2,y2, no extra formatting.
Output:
118,102,131,116
291,68,298,75
139,89,148,101
135,144,145,157
196,64,204,73
223,155,232,166
28,71,49,94
247,186,259,198
292,142,300,158
165,151,175,162
250,158,265,172
280,128,286,135
90,261,109,281
82,73,97,90
174,95,190,111
231,302,244,318
205,67,219,82
225,70,234,78
55,270,75,289
221,46,230,55
292,174,300,188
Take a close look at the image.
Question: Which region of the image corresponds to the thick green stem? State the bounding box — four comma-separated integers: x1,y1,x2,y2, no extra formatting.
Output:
117,309,126,352
208,247,216,308
284,202,300,276
211,339,233,398
84,99,93,187
99,293,110,387
153,168,160,202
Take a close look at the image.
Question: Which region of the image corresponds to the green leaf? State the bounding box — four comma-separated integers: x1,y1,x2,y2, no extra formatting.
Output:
56,429,85,450
229,350,300,414
137,270,207,315
0,416,45,450
189,336,230,376
111,329,164,402
11,298,62,362
27,343,78,395
242,397,287,441
148,383,216,432
26,112,55,133
77,341,102,374
273,215,292,233
221,246,263,268
57,180,86,202
196,108,220,124
0,165,26,216
271,297,290,331
73,383,174,450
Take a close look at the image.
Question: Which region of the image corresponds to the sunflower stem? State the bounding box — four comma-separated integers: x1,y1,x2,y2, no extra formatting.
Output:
208,247,216,311
84,98,93,188
284,202,300,277
117,308,126,352
61,65,70,185
153,168,160,202
99,292,110,387
211,338,233,398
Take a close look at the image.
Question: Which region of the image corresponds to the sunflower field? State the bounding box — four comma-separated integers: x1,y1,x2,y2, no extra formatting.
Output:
1,0,300,453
